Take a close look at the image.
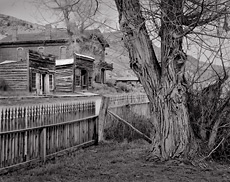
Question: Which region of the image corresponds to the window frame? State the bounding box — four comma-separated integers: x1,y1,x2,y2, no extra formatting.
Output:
75,68,81,87
17,47,24,61
37,46,45,54
31,71,36,89
59,46,67,59
49,74,54,90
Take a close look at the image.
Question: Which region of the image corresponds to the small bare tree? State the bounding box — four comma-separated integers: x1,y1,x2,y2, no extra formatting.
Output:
32,0,107,53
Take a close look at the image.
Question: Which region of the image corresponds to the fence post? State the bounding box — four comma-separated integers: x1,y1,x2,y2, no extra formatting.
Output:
25,107,28,160
40,127,47,162
98,96,110,142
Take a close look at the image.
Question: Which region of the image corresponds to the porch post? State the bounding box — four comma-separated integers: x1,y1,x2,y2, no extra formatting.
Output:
36,73,40,95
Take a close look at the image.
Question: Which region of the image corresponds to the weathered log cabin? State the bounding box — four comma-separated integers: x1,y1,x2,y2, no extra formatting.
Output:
55,53,94,92
0,50,55,95
0,25,113,87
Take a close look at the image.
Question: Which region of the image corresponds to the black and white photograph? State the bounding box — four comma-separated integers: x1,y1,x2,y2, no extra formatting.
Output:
1,0,230,181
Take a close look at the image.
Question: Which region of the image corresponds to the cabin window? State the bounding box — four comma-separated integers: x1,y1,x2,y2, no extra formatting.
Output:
37,47,45,54
60,46,67,59
31,72,36,89
17,47,24,61
88,72,92,87
101,68,105,84
88,76,92,87
95,73,101,83
75,75,80,86
81,70,87,86
39,75,42,90
75,68,81,86
49,74,54,90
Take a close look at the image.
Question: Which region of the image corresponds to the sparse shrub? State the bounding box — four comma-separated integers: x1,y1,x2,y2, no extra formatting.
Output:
93,82,117,94
7,22,10,26
106,79,116,87
93,82,107,91
116,82,130,92
0,78,9,91
104,108,153,142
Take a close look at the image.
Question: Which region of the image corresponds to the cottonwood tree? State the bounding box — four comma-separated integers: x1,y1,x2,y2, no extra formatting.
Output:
32,0,105,52
114,0,230,161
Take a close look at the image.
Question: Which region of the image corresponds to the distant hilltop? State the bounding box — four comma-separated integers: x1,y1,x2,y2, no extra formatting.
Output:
0,14,45,39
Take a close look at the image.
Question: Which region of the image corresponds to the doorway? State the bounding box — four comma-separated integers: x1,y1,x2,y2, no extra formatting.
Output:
81,69,88,90
101,68,105,84
41,74,46,94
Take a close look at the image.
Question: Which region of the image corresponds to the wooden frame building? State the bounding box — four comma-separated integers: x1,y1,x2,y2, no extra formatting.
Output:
0,50,56,95
0,26,113,88
55,53,94,92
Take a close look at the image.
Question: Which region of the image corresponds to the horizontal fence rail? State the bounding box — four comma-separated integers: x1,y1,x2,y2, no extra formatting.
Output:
0,100,97,170
108,93,149,108
0,93,150,173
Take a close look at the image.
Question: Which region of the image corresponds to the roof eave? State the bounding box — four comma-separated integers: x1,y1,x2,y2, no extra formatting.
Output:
0,39,69,46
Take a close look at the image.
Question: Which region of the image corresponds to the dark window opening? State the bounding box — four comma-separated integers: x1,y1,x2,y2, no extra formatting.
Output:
49,74,53,90
88,77,92,87
75,68,81,86
41,74,45,93
75,75,80,86
81,70,87,86
31,72,36,89
101,68,105,84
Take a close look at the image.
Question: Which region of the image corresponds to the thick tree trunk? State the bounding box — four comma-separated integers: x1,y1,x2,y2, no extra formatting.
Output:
114,0,197,160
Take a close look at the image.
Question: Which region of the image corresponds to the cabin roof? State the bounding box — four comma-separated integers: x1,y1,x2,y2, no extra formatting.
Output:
116,77,139,81
56,58,74,66
56,53,95,66
74,52,95,61
0,60,18,65
0,28,109,48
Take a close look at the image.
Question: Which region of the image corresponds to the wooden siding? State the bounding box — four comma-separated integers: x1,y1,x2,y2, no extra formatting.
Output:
28,50,55,71
75,59,94,71
28,50,56,94
0,61,28,90
97,61,113,71
56,66,73,92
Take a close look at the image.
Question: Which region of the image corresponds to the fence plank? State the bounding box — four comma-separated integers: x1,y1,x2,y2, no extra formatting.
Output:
98,97,110,142
40,128,47,162
0,99,98,171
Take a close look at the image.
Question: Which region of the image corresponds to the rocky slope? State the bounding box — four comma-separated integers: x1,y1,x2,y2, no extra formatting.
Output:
0,14,44,39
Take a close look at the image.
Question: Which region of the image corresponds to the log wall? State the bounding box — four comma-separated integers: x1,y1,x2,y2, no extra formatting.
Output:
55,66,73,92
0,61,28,91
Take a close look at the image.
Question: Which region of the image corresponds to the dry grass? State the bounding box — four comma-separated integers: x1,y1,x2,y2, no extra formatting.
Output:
1,140,230,182
104,109,153,142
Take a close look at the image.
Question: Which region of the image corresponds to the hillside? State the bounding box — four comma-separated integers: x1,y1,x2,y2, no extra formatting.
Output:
0,14,225,82
103,31,226,84
0,14,44,39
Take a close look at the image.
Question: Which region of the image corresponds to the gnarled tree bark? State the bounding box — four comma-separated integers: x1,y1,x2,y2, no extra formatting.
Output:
114,0,198,160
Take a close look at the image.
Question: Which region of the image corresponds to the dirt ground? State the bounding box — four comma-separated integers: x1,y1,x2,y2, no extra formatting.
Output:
1,140,230,182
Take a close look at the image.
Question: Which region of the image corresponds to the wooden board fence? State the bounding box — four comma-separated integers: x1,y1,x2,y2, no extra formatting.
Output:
108,93,149,108
98,94,150,142
0,100,97,171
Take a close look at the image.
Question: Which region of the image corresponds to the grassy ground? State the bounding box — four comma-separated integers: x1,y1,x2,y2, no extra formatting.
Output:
1,140,230,182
